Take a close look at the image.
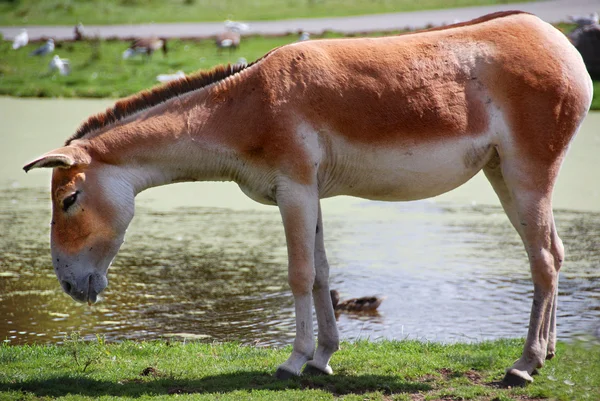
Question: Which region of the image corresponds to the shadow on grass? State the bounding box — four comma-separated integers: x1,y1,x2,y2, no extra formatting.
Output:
1,371,431,397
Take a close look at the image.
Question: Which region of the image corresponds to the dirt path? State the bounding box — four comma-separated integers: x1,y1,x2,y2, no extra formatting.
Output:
1,0,597,41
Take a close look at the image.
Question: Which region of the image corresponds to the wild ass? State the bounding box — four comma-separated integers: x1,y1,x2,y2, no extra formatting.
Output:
24,11,592,386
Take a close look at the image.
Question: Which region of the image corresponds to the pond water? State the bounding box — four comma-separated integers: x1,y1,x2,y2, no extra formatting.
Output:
0,97,599,346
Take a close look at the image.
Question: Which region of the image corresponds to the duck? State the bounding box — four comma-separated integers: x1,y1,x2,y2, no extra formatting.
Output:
215,31,241,54
48,55,71,76
12,29,28,50
123,37,167,60
30,38,54,56
330,289,385,312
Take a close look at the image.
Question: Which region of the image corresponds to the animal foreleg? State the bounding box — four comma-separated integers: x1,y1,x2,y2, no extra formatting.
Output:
275,181,319,379
304,202,339,375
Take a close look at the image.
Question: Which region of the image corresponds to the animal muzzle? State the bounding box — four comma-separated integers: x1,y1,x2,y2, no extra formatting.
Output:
60,273,107,305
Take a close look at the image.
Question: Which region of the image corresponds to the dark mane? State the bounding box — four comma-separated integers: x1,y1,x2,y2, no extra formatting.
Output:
66,63,249,145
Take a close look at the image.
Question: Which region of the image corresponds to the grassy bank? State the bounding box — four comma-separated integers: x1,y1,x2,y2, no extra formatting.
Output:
0,31,403,99
1,337,599,400
0,0,537,26
0,34,300,98
1,30,599,110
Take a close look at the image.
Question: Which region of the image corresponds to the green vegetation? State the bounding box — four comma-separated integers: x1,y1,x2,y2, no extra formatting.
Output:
593,80,600,110
0,21,597,109
1,31,599,111
0,0,537,26
1,336,599,400
0,34,315,98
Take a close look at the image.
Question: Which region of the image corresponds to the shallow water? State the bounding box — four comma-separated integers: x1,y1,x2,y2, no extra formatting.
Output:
0,97,599,346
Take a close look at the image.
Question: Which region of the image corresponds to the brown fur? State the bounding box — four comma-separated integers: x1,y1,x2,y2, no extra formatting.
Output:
66,12,528,149
55,11,590,241
50,168,118,255
71,11,588,186
66,63,249,145
25,12,592,382
177,12,550,183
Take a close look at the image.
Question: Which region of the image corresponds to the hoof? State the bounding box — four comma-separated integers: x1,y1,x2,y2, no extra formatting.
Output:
303,361,333,376
274,366,298,380
503,369,533,387
546,351,555,360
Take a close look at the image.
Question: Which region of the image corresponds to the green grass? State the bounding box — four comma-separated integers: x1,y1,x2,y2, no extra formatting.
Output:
1,335,599,400
0,34,301,98
593,80,600,110
0,30,413,98
0,0,538,26
1,31,598,111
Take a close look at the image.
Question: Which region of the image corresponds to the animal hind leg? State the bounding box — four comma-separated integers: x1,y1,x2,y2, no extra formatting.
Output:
546,279,559,360
304,202,339,375
483,150,564,385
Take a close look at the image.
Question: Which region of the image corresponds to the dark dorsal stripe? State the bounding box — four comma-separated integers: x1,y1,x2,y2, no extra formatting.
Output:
65,63,249,145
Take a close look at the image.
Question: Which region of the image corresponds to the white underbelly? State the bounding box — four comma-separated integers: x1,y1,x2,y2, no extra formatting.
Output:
318,134,497,201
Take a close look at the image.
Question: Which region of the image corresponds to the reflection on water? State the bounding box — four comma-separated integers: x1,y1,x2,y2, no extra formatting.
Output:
0,98,599,346
1,188,599,346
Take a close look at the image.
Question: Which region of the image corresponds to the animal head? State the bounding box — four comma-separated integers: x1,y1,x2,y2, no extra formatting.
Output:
23,145,135,304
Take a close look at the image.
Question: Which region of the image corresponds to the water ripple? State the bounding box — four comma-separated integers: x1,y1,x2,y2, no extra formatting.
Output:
1,188,599,345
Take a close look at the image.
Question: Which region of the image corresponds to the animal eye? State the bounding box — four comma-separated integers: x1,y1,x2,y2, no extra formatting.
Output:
62,191,79,212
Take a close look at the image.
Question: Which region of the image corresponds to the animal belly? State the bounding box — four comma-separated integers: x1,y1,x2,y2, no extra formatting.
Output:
319,136,495,201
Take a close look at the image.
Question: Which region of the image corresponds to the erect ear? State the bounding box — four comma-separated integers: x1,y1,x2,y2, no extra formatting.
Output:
23,146,91,173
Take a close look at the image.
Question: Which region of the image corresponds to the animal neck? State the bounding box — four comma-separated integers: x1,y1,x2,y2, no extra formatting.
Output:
83,84,247,196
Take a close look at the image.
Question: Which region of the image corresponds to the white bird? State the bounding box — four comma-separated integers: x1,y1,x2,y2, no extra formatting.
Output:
298,32,310,41
48,55,71,76
235,57,248,67
30,39,54,56
156,70,186,83
12,29,28,50
225,19,250,33
220,39,234,47
568,12,599,27
122,47,144,59
74,22,85,41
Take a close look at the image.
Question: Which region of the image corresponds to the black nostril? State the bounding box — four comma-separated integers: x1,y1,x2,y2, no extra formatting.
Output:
62,280,72,293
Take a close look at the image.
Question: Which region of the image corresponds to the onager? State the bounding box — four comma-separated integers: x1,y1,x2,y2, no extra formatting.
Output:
24,12,592,386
